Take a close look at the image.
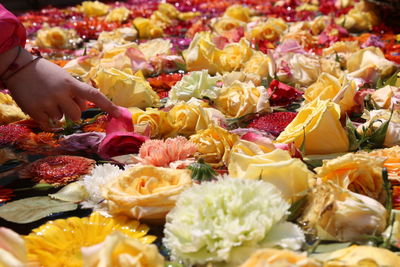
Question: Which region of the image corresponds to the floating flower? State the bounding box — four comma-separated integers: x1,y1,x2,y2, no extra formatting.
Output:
368,146,400,182
82,231,164,267
246,18,287,41
267,80,303,107
59,132,105,152
0,92,28,125
276,99,349,155
133,17,164,39
242,51,275,78
98,107,149,159
190,126,239,167
357,109,400,148
215,81,270,118
79,1,110,17
16,132,60,155
25,212,156,267
167,70,221,105
229,140,313,203
223,4,250,22
240,249,320,267
324,246,400,266
0,124,31,146
299,181,387,242
336,2,378,32
371,85,400,109
82,163,124,207
316,153,385,202
163,178,304,266
305,73,357,114
35,26,79,49
105,166,192,222
168,100,211,137
93,68,159,108
105,7,130,23
248,112,298,137
346,47,396,77
19,155,95,187
138,136,197,167
0,227,27,267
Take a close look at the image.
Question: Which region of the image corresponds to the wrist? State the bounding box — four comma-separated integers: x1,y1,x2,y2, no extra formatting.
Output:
0,46,20,76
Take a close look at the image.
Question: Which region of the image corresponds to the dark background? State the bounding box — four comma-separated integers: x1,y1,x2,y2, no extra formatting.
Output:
0,0,87,13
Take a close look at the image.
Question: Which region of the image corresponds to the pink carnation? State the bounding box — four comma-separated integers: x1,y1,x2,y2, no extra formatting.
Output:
138,136,197,167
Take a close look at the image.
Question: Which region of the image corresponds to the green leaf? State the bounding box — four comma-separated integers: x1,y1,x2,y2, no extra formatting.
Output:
299,127,306,156
345,115,360,151
187,158,217,182
313,242,352,254
384,70,400,87
382,168,392,221
376,76,384,89
175,61,187,72
0,196,77,224
366,109,393,149
49,182,88,203
288,195,308,221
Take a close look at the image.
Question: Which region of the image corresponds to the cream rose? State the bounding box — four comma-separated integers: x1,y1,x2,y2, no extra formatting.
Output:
214,81,270,118
105,166,192,222
190,126,239,167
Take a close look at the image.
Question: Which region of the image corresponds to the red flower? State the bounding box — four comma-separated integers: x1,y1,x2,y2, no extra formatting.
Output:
267,80,303,106
19,155,95,187
248,112,297,137
0,186,14,203
0,124,32,146
97,107,148,159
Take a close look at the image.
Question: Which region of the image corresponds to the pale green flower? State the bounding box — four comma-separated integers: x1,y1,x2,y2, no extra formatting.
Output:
167,70,221,105
163,178,304,266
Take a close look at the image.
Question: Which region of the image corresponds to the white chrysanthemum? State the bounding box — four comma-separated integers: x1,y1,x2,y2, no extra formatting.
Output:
82,164,124,206
163,178,303,266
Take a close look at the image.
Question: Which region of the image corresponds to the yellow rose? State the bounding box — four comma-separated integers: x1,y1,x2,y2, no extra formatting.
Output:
150,10,172,28
218,38,253,72
133,17,164,39
105,166,192,222
130,107,174,138
222,71,262,86
0,93,28,125
282,29,316,48
79,1,109,17
324,246,400,267
183,31,222,75
190,126,239,167
168,101,210,136
240,249,320,267
93,68,159,108
96,27,138,50
229,140,313,203
371,85,400,109
322,41,360,68
82,231,164,267
35,27,72,49
320,57,343,78
224,4,251,22
214,81,270,118
212,17,246,36
305,73,357,114
336,2,378,32
246,18,287,41
138,39,172,60
242,51,275,77
276,99,349,155
346,47,396,77
105,7,130,22
316,153,385,202
299,181,387,242
157,3,179,18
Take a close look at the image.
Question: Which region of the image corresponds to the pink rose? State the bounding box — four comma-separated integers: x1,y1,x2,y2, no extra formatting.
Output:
98,107,148,159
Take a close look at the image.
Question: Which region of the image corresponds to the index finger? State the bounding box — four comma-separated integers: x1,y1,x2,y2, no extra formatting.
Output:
73,82,121,117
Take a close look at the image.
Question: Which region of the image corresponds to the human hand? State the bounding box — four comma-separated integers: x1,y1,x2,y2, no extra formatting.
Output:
5,49,120,128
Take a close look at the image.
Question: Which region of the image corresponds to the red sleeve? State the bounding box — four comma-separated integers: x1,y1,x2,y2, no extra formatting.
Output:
0,4,26,54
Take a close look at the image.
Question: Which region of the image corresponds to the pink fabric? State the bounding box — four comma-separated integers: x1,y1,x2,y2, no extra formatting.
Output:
0,4,26,54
